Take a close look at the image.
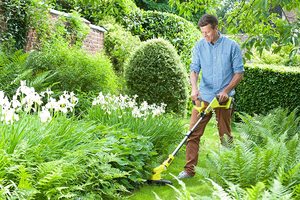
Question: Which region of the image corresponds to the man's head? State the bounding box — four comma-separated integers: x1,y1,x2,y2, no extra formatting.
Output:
198,14,219,43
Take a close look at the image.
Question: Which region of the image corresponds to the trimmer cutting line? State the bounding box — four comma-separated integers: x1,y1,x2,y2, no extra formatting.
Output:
148,97,232,185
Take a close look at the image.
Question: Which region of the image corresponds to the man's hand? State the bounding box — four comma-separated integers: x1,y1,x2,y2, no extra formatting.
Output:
217,91,228,103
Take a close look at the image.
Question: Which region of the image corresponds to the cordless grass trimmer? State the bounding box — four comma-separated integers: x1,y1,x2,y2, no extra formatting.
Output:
148,97,232,185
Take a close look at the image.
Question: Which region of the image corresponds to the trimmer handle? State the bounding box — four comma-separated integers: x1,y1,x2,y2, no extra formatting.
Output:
212,96,232,109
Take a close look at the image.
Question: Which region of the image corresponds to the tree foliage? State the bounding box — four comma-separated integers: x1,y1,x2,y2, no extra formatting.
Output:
134,0,172,12
52,0,138,23
168,0,300,62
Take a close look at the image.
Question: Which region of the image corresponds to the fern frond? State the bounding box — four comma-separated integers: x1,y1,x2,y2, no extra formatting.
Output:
285,134,300,167
276,163,300,188
208,178,233,200
11,69,33,86
262,179,293,200
245,181,265,200
27,70,58,90
218,141,256,187
195,167,210,179
292,184,300,199
223,179,246,200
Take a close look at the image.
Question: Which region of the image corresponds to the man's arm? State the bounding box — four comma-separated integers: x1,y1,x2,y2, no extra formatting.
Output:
218,72,244,102
190,71,199,102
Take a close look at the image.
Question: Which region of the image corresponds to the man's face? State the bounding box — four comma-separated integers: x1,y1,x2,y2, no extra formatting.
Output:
200,24,218,43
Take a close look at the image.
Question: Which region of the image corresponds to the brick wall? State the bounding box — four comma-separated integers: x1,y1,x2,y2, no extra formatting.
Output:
83,25,105,53
25,9,106,54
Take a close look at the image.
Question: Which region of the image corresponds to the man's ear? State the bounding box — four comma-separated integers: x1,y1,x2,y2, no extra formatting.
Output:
214,25,218,31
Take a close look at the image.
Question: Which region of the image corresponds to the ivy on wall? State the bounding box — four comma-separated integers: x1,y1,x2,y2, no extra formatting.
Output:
0,0,29,50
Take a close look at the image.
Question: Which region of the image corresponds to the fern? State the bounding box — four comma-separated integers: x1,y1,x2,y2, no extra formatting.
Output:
261,179,293,200
245,182,265,200
237,108,300,146
208,179,233,200
276,163,300,191
292,184,300,199
0,50,29,95
285,134,300,167
26,70,58,91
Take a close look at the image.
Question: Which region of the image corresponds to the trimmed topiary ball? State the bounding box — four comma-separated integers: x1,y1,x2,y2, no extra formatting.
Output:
125,38,188,116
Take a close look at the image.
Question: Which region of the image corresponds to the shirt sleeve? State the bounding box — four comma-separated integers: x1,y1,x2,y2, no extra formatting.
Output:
190,43,201,74
232,43,244,73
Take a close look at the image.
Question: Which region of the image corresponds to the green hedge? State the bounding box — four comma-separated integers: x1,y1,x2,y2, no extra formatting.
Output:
122,10,199,69
235,64,300,115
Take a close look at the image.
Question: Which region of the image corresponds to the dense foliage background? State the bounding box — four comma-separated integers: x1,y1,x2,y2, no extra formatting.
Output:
0,0,299,199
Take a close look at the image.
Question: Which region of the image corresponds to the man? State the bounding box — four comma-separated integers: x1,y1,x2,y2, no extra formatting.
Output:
178,14,244,179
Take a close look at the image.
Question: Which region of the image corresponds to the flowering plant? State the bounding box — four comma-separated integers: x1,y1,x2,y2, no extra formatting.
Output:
0,81,78,124
92,92,166,119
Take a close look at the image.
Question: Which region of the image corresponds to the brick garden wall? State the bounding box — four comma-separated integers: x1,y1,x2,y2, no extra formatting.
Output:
25,9,105,54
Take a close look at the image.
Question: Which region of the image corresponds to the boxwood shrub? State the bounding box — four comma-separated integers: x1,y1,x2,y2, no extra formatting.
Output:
235,64,300,115
122,10,200,69
125,38,188,116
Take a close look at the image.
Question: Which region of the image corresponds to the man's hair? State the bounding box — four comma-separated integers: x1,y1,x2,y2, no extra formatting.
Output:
198,14,218,29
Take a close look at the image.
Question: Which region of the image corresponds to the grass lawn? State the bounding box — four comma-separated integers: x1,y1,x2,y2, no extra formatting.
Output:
127,119,235,199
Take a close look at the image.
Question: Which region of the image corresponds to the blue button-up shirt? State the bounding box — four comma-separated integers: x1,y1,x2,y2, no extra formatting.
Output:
190,34,244,102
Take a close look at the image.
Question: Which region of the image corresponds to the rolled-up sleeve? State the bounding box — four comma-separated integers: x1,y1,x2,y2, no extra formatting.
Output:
190,43,201,74
232,43,244,73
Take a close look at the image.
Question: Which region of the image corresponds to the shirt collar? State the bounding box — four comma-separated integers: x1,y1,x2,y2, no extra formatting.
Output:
208,32,223,47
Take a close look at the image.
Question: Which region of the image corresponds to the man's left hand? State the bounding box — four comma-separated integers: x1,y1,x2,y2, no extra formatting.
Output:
217,91,228,103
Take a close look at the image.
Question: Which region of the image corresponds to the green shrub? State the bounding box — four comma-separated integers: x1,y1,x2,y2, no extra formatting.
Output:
26,43,118,94
235,64,300,115
102,20,141,74
122,10,200,69
125,38,188,116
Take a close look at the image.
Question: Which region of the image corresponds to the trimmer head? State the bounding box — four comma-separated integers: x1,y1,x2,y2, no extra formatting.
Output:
147,179,173,185
148,155,175,186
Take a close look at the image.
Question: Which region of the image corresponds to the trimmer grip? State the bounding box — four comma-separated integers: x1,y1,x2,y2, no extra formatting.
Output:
211,97,232,109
